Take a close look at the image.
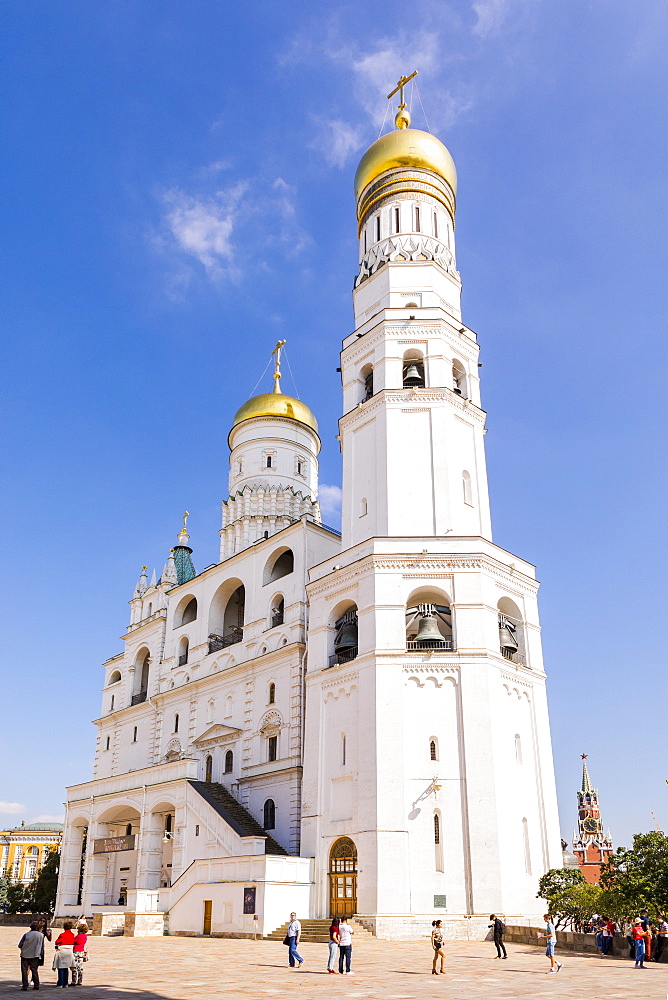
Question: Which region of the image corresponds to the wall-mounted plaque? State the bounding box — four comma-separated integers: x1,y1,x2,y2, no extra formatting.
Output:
434,894,447,908
93,834,136,854
243,886,256,914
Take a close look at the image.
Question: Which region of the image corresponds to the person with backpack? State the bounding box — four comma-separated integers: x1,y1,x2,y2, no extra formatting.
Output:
489,914,507,958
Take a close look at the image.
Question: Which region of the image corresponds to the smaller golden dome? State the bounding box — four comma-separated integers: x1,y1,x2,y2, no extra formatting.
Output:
354,127,457,205
232,392,319,435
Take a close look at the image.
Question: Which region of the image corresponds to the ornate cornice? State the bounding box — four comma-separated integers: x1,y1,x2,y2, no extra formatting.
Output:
339,387,485,431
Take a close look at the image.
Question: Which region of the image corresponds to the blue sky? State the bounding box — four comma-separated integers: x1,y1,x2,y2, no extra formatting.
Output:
1,1,666,849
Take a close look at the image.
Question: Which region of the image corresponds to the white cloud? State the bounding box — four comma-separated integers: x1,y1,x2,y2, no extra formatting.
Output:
0,801,26,815
29,814,64,824
163,181,248,280
319,484,342,521
473,0,540,39
311,117,365,168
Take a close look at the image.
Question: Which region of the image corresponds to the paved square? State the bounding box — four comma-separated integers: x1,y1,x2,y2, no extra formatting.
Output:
1,927,666,1000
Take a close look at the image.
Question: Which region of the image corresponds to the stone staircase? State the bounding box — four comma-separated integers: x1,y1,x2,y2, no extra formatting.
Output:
266,918,375,944
189,780,287,855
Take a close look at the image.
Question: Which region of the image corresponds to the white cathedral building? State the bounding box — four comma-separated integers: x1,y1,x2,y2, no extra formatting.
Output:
55,87,563,939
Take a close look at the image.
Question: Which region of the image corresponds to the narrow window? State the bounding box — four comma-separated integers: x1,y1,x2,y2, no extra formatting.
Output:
269,683,275,704
126,823,132,836
364,229,367,253
132,726,137,743
430,740,437,761
165,813,172,833
205,755,213,783
266,455,272,468
375,215,381,242
110,695,114,712
434,813,440,844
224,749,233,774
297,461,303,475
515,734,523,765
263,798,276,830
434,812,444,871
363,368,373,401
522,817,531,874
264,530,269,539
341,734,347,766
195,824,200,837
394,206,400,232
268,735,278,762
105,736,110,751
463,471,473,506
433,211,438,238
414,206,421,232
360,497,368,517
174,714,179,734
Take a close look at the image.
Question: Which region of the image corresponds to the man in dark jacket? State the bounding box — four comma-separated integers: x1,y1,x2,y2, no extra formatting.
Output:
18,922,44,990
489,914,507,958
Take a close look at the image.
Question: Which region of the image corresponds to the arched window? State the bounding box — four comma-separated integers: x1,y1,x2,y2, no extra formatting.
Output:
515,734,523,764
462,470,473,506
174,714,179,734
264,549,294,585
361,364,373,402
126,823,132,836
224,749,233,774
434,811,444,872
522,817,531,874
177,635,189,666
405,589,453,650
498,597,526,666
180,597,197,626
403,351,425,388
147,603,153,617
209,582,245,648
430,739,438,761
139,652,150,696
109,670,121,685
452,359,467,398
341,734,347,766
360,497,368,517
271,599,284,628
331,605,358,665
268,683,275,705
205,755,213,783
263,798,276,830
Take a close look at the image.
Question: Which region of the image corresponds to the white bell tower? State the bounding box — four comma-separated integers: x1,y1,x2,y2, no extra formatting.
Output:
301,76,563,938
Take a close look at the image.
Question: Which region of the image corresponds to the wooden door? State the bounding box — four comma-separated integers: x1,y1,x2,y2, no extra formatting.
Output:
203,900,212,935
329,837,357,918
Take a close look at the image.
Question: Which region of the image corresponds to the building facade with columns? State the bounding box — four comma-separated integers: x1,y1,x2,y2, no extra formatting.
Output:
55,90,562,939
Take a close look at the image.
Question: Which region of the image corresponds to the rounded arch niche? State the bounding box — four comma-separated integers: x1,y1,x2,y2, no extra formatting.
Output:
328,837,358,919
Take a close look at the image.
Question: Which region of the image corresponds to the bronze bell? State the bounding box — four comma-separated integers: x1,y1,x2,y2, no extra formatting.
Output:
403,364,423,387
414,606,446,645
335,612,358,651
499,621,518,653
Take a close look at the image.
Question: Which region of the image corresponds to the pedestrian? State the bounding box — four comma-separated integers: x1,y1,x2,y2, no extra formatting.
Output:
632,917,647,968
624,917,635,960
327,917,340,974
53,922,75,988
640,910,653,961
338,918,354,975
18,921,44,991
71,923,88,986
537,913,563,974
595,916,605,952
286,912,303,969
654,913,668,963
35,917,51,974
488,914,507,959
601,917,615,955
431,919,446,974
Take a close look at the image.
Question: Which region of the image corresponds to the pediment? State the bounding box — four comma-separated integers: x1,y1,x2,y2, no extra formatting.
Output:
192,723,242,746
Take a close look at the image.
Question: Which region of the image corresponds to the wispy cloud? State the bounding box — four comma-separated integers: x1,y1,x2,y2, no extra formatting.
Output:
30,813,64,824
0,801,26,815
163,182,248,281
310,117,365,168
319,483,342,521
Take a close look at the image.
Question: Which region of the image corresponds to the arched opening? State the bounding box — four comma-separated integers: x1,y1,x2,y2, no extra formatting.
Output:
177,635,189,666
434,811,444,872
328,837,357,918
268,682,275,705
522,817,532,874
330,601,358,666
406,588,453,650
224,749,233,774
132,649,150,705
497,597,527,666
359,497,368,517
208,581,245,652
108,670,121,685
264,548,294,585
430,738,439,761
263,798,276,830
271,598,284,628
515,733,523,764
462,470,473,506
403,349,425,388
452,359,468,398
360,363,374,402
205,755,213,783
175,596,197,628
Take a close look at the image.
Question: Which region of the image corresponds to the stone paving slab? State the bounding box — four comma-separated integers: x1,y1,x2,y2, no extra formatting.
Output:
1,927,666,1000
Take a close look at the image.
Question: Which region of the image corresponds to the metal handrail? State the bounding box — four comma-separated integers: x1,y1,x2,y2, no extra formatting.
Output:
329,647,358,667
178,654,188,666
208,628,243,653
406,638,454,650
131,691,147,706
501,648,526,665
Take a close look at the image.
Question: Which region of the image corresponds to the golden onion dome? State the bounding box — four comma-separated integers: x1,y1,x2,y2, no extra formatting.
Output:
354,127,457,206
232,391,319,435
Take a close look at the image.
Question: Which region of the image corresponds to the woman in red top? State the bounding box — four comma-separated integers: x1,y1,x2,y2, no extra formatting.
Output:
53,923,75,988
71,923,88,987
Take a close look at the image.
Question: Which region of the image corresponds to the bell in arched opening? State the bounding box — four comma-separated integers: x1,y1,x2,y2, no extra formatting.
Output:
403,363,424,388
413,604,447,646
334,611,358,653
498,615,518,655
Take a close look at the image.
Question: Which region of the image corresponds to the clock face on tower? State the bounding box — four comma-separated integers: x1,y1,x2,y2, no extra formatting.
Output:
583,818,599,834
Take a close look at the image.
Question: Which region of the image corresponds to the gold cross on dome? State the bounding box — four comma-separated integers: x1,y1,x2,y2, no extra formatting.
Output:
271,340,287,393
387,70,418,110
182,510,189,532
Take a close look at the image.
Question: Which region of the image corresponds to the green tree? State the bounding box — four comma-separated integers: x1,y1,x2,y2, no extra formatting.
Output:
599,831,668,917
32,849,60,914
0,873,10,910
536,868,602,929
6,880,30,914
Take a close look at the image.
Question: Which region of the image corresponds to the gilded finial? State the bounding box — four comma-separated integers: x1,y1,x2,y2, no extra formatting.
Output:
182,511,189,533
271,340,287,394
387,70,418,129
